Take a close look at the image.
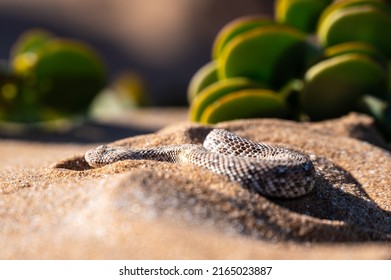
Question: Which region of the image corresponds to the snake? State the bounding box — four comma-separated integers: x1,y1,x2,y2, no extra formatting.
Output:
85,129,316,198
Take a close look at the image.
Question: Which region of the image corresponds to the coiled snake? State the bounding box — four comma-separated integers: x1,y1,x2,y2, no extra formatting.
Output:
85,129,316,198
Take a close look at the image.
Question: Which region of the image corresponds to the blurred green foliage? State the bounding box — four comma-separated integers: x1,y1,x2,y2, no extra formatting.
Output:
0,29,107,123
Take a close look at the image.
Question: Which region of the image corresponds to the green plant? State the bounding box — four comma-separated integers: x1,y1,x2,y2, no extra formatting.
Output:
187,0,391,140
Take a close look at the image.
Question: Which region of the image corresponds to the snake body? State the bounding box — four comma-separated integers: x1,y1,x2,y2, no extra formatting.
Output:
85,129,315,198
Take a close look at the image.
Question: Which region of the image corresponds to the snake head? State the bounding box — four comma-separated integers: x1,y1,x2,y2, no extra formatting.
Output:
85,145,108,167
85,145,129,167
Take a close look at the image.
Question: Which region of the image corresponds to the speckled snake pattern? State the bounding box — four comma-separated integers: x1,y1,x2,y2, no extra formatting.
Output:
85,129,316,198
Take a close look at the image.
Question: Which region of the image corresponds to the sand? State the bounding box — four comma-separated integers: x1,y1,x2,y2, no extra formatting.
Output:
0,112,390,259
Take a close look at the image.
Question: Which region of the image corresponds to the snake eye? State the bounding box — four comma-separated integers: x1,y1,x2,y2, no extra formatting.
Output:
303,162,314,171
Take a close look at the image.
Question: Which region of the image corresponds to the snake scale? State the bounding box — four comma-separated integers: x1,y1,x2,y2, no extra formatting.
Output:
85,129,316,198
